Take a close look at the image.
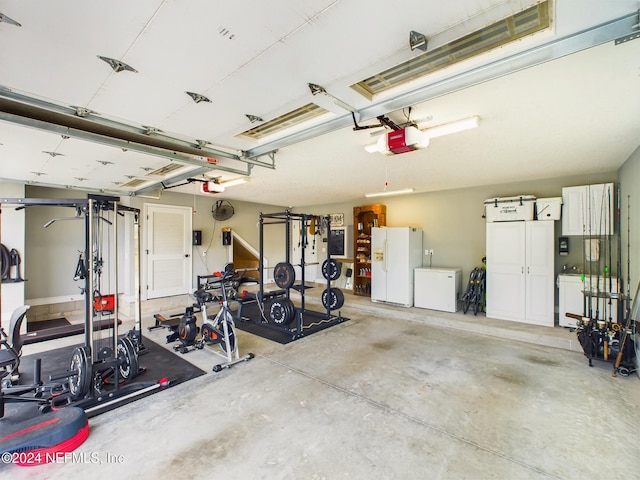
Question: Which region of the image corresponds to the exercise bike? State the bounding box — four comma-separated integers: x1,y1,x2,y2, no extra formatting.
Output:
192,264,254,371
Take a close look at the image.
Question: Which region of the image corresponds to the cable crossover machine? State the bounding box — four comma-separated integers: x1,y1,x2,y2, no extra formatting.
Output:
0,195,165,418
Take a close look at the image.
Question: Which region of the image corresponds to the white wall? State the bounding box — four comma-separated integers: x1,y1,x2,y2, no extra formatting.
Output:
617,144,640,296
304,171,621,287
23,186,288,302
18,160,639,311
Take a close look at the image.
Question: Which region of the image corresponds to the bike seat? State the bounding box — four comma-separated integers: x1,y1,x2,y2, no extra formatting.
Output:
194,289,214,304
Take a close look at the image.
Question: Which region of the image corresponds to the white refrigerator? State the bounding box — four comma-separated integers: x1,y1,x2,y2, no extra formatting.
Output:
371,227,423,307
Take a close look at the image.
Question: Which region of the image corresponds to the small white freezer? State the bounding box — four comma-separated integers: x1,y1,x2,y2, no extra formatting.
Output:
414,268,462,313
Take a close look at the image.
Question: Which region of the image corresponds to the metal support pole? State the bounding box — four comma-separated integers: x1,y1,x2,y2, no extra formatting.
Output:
87,198,95,358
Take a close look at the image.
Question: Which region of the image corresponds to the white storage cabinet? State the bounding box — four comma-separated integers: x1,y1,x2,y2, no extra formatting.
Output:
558,274,620,328
486,221,554,326
562,183,614,236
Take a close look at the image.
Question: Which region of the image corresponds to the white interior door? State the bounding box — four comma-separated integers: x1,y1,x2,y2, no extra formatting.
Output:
145,204,192,299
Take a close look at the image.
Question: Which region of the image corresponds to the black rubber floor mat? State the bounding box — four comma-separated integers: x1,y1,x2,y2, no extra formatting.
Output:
1,337,205,424
236,303,349,344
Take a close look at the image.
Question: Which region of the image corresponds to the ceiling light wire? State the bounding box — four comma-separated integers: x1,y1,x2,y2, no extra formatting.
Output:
193,180,198,215
384,158,389,192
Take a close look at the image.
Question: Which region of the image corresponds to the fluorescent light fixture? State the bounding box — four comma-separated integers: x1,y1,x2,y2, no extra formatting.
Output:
220,177,249,187
421,116,479,139
365,188,414,198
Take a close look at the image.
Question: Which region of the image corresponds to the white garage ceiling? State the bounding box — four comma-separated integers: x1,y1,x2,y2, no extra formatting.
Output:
0,1,639,207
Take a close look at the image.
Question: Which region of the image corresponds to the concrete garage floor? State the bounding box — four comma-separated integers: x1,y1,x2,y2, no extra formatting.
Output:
4,288,640,479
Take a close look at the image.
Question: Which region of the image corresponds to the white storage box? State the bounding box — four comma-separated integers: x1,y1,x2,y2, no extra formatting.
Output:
484,195,536,222
536,197,562,220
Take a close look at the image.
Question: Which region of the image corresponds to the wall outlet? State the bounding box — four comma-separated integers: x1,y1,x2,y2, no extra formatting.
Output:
428,249,434,256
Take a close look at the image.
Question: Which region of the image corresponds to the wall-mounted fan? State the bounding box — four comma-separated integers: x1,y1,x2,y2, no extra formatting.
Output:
212,200,235,221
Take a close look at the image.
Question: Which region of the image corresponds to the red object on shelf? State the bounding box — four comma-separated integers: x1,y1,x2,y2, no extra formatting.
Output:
93,294,115,312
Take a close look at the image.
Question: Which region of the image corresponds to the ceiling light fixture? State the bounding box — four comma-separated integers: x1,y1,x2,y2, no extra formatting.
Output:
97,55,138,73
220,177,249,187
186,91,211,104
409,31,428,51
420,116,480,139
365,188,414,198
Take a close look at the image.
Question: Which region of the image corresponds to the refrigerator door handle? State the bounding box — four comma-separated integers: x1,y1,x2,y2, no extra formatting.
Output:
383,239,388,273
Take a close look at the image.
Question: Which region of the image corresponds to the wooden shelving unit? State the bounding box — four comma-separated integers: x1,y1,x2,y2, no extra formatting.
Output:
353,204,386,296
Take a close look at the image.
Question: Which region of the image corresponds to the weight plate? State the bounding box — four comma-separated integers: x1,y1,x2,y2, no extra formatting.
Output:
322,288,345,311
274,262,295,289
268,298,288,325
117,337,139,382
69,346,92,401
282,298,295,327
334,288,345,309
321,259,341,281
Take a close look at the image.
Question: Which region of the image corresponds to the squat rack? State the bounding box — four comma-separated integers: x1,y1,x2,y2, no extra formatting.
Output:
253,210,347,339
